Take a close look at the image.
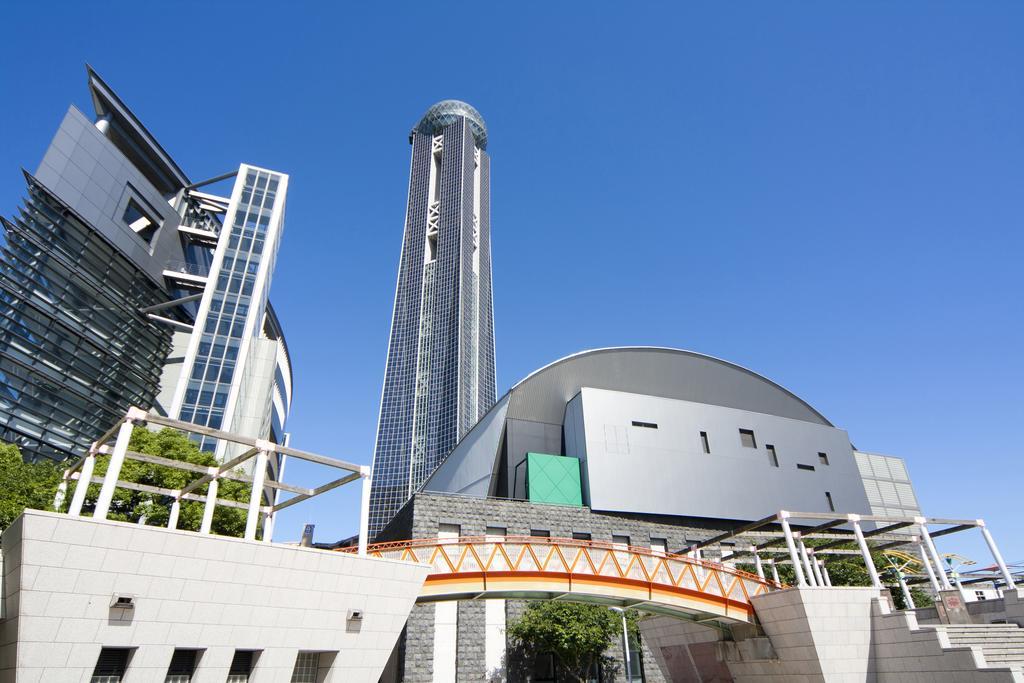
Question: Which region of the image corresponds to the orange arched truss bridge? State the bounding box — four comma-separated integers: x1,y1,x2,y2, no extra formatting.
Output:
341,536,780,623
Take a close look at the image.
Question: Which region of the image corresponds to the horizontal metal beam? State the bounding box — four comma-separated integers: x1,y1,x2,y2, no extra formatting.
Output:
178,447,258,498
142,412,364,473
84,476,267,512
273,443,363,474
185,169,238,190
272,472,361,512
108,448,309,495
685,514,779,552
146,314,194,331
138,292,204,315
928,523,976,539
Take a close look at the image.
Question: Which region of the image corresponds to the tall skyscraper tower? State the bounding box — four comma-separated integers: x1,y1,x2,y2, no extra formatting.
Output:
368,100,497,536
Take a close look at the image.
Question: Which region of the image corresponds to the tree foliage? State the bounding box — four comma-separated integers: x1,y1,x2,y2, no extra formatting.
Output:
0,442,61,531
506,601,638,683
80,426,253,537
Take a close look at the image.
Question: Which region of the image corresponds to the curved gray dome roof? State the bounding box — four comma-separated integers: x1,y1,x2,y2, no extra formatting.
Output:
504,347,833,426
416,100,488,149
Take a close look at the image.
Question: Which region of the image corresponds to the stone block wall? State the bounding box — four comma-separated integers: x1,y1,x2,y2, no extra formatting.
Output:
382,492,740,681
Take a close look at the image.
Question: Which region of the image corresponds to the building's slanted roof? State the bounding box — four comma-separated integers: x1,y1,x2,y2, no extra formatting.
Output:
504,347,832,427
421,347,834,498
86,65,190,194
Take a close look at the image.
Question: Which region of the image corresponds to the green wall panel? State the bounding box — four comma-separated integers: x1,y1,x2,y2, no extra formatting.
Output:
527,452,583,506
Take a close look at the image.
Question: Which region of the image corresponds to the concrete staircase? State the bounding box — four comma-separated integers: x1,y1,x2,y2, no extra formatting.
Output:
922,623,1024,671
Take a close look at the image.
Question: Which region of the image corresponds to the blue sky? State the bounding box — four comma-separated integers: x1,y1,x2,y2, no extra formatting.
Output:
1,3,1021,564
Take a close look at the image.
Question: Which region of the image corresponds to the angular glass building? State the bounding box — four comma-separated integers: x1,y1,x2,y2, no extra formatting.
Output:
0,67,293,466
368,100,497,536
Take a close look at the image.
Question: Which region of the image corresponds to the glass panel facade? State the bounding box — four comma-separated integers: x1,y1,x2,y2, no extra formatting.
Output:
0,176,173,461
176,168,283,452
369,109,497,536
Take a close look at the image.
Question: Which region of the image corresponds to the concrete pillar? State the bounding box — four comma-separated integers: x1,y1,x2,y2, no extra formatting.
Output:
752,547,765,581
810,552,825,586
770,559,781,586
978,521,1017,590
67,452,95,516
245,449,269,541
798,538,817,587
358,467,372,556
53,474,69,511
918,543,942,594
896,570,914,610
200,477,219,534
918,520,953,590
263,511,276,543
819,560,832,587
94,417,137,520
850,515,882,589
779,513,807,587
167,497,181,530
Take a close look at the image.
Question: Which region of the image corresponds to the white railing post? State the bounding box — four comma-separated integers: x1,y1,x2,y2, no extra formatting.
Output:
770,559,781,586
917,519,953,590
263,511,275,543
977,520,1017,590
917,542,941,593
167,496,181,530
896,569,914,609
819,560,832,586
67,450,96,516
358,466,372,556
751,546,765,580
810,550,825,586
200,475,218,534
53,471,69,511
779,512,807,587
850,515,882,589
94,408,146,520
798,537,818,586
245,445,270,541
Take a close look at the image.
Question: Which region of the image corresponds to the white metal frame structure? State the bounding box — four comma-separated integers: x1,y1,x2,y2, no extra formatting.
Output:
54,406,374,554
681,510,1017,604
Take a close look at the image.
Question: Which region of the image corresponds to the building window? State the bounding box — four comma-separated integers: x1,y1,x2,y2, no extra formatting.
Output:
818,452,829,465
486,526,507,538
227,650,258,683
825,491,835,512
290,652,321,683
572,531,592,541
165,649,200,683
91,648,132,683
534,652,557,682
700,431,711,454
739,429,757,448
531,529,550,538
612,534,630,549
766,444,779,468
797,464,816,471
631,420,657,429
122,197,160,242
650,537,668,554
975,591,987,601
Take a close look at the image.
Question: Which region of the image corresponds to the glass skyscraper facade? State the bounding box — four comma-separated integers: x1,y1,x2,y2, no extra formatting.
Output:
0,67,293,465
169,166,288,459
0,175,174,461
369,101,497,536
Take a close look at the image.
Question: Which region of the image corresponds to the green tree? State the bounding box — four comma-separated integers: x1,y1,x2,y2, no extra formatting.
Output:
79,426,254,537
506,601,638,683
0,442,62,531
